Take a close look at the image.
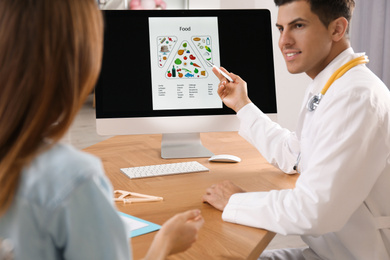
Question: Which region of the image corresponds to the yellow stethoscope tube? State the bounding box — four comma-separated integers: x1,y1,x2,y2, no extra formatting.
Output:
307,55,369,111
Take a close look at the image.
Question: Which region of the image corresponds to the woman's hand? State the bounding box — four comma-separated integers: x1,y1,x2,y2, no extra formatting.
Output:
144,209,204,260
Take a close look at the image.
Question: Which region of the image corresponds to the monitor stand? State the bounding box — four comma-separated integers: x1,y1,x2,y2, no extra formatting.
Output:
161,133,214,159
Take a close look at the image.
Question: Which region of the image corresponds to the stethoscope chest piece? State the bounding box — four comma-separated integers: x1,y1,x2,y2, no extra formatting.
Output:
305,55,369,112
306,93,323,112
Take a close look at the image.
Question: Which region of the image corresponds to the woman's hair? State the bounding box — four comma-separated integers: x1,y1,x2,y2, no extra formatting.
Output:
0,0,103,213
274,0,355,33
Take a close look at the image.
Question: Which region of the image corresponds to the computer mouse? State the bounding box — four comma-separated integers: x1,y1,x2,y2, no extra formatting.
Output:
208,154,241,163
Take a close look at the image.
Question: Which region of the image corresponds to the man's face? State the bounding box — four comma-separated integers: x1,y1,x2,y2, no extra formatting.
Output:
276,0,334,79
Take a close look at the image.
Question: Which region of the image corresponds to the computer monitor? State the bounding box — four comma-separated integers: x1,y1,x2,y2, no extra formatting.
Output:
95,9,277,159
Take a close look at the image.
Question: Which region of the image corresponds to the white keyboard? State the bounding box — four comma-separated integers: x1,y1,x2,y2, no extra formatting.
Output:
120,161,209,179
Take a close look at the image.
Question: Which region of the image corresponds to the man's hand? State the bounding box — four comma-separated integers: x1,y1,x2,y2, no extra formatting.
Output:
202,180,246,211
212,67,252,113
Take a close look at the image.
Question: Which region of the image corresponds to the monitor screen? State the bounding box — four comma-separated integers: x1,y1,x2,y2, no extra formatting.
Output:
95,9,276,158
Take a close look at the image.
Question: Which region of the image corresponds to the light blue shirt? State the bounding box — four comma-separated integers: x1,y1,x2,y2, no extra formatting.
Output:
0,143,131,259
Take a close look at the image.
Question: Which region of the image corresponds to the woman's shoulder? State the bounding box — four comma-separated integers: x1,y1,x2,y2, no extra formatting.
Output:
32,143,102,178
19,143,106,208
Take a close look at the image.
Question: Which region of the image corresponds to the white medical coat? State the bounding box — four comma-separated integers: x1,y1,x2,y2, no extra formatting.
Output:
222,48,390,259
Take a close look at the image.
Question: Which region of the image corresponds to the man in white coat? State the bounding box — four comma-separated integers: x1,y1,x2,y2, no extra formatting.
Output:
202,0,390,259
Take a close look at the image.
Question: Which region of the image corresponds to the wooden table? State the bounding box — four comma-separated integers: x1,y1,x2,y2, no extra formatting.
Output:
83,132,298,259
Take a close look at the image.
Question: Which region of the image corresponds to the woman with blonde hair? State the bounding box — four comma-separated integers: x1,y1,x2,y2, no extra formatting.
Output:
0,0,203,259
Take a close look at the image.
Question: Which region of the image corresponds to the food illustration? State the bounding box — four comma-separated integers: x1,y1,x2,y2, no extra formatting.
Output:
191,36,213,65
157,36,178,68
165,40,208,79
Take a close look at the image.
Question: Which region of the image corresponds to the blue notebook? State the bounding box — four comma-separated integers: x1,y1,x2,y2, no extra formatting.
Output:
119,212,161,238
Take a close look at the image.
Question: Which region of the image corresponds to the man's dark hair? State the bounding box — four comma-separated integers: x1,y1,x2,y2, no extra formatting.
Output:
274,0,355,31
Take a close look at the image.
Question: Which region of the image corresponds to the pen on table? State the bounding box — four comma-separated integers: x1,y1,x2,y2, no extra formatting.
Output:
206,60,234,82
118,197,164,204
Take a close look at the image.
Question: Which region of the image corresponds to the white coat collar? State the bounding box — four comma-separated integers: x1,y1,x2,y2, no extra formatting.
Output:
309,47,365,95
295,48,365,139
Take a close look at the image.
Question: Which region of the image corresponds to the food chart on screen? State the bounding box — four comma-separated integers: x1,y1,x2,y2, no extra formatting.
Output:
149,17,222,110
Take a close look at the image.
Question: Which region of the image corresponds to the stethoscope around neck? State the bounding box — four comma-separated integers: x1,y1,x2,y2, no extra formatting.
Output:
306,55,369,112
294,55,369,173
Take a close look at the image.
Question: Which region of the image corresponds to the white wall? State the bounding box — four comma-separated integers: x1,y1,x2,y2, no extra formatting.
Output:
190,0,310,130
189,0,220,9
164,0,189,9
